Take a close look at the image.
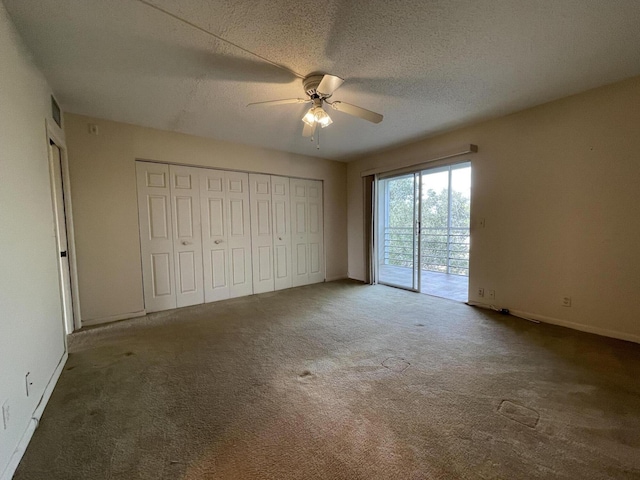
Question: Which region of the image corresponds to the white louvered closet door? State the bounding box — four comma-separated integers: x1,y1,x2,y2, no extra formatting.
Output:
271,176,292,291
136,162,177,313
169,165,204,308
250,174,275,294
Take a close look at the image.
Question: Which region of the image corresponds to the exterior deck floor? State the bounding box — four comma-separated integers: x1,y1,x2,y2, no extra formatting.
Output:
379,264,468,302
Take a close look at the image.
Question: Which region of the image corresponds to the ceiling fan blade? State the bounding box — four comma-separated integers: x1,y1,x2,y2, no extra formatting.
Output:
317,74,344,96
329,101,383,124
302,121,317,137
247,98,309,107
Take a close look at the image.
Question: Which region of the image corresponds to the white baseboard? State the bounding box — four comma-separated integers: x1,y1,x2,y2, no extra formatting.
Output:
1,352,68,480
81,309,146,327
326,274,349,282
468,301,640,344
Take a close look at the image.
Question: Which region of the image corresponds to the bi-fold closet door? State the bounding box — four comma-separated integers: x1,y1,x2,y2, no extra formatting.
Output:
249,174,294,294
136,162,177,313
137,162,252,312
137,162,324,313
170,165,205,308
250,175,324,292
290,178,325,287
136,163,206,312
200,169,253,302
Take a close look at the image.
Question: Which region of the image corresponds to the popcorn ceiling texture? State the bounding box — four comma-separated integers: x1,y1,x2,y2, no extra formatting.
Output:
14,281,640,479
4,0,640,159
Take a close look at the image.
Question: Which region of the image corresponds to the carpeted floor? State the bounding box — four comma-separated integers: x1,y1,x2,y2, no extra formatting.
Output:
14,280,640,479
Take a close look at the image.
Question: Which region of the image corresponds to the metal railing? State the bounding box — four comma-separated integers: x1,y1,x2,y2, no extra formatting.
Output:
382,226,470,276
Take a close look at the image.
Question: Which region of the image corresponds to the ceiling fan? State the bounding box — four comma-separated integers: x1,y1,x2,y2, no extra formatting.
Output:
248,74,384,137
131,3,383,141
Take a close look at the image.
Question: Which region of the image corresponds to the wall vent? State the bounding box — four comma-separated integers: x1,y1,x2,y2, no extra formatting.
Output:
51,95,61,128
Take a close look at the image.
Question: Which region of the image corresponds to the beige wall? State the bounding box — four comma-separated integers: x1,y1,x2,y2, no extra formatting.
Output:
64,114,348,323
0,4,66,476
348,76,640,342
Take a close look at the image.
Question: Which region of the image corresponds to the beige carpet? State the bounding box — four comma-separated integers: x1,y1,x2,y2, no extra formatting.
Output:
14,280,640,479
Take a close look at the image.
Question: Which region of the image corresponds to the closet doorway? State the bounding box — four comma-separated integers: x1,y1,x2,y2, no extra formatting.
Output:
377,162,471,302
136,161,325,313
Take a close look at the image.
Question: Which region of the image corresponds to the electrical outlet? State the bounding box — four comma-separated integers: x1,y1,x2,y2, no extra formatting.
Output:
562,296,572,307
488,290,495,300
2,401,9,430
478,288,484,298
87,123,99,135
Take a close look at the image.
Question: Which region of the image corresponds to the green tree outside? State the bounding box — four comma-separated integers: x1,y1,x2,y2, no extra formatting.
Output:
384,175,470,275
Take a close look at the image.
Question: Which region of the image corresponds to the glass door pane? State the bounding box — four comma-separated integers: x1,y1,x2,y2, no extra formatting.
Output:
377,173,418,290
420,167,450,275
449,165,471,277
419,163,470,302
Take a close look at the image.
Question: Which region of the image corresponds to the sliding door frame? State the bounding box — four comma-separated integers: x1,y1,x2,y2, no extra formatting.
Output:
375,159,472,294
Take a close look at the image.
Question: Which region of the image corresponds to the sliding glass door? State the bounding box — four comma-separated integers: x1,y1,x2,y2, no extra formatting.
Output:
377,173,419,290
377,163,471,301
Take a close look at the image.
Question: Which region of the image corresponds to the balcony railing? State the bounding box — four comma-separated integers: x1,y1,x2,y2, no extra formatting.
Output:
382,226,470,276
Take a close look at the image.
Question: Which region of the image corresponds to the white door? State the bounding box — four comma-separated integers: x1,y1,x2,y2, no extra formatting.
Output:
290,178,310,287
49,142,74,333
250,174,275,294
138,165,315,311
291,178,325,287
136,162,177,312
169,165,204,308
307,180,325,284
271,176,292,291
200,169,253,301
200,169,230,302
226,171,253,298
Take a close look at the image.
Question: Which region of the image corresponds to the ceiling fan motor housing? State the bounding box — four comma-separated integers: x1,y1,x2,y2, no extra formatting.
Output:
303,75,327,98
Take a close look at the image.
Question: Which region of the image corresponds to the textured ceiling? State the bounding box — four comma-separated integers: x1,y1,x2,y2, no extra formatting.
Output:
5,0,640,160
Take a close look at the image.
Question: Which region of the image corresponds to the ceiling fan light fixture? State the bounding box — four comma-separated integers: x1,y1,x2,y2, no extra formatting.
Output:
314,107,333,128
302,108,316,127
302,105,333,128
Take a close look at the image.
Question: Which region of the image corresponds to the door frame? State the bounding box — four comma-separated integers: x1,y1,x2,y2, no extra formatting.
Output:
46,118,82,332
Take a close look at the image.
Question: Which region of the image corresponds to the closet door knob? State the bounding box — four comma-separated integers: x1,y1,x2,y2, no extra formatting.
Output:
181,240,192,245
214,239,223,244
278,236,283,241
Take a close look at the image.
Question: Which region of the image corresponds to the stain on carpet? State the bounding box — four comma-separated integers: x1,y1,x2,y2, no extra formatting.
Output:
297,370,316,382
498,400,540,428
382,357,411,373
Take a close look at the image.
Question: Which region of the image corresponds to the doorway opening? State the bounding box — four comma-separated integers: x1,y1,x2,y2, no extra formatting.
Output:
377,162,471,302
